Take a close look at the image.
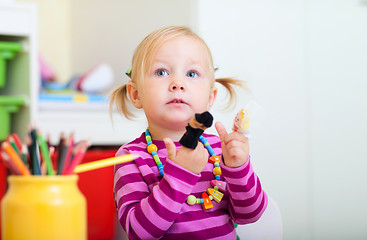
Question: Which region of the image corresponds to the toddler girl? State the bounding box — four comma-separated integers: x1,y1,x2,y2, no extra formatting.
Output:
110,26,267,239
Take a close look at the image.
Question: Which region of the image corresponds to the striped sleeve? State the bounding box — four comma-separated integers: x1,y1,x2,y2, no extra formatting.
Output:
114,148,201,240
205,133,268,225
221,157,268,224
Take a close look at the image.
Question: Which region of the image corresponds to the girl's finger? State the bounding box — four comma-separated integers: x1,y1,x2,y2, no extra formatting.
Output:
164,138,177,161
215,122,228,142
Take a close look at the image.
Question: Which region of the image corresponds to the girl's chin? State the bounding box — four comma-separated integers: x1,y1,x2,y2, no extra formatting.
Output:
161,116,192,128
164,110,193,121
165,119,189,129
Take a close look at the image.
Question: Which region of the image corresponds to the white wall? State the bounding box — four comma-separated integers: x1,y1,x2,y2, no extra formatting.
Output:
197,0,367,239
308,1,367,239
196,0,311,239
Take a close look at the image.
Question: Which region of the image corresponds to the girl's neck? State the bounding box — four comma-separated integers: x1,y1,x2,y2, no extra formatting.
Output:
147,124,186,142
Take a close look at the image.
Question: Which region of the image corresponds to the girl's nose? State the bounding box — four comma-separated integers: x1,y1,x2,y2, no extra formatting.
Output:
169,81,185,91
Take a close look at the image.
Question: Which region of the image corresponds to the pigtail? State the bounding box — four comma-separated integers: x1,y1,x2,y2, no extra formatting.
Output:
108,84,134,120
215,77,249,109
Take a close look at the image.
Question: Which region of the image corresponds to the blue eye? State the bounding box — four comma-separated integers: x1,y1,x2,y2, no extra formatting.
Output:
156,69,168,77
186,71,198,78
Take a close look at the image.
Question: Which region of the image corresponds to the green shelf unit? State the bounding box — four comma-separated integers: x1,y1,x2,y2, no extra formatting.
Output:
0,41,23,88
0,96,25,141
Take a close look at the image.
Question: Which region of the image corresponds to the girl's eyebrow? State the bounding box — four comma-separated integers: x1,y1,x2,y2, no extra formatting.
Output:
152,57,207,71
187,62,206,71
185,56,204,65
150,61,167,70
152,57,168,64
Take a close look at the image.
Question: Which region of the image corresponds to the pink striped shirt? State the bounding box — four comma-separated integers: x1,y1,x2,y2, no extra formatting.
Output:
114,133,267,240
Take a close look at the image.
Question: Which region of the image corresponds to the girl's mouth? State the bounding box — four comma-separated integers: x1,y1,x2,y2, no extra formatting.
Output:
167,99,187,105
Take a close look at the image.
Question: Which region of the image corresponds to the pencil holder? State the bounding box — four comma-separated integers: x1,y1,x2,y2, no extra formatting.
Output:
1,175,86,240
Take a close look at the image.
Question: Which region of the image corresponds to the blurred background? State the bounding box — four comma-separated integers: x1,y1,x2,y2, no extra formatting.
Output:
1,0,366,239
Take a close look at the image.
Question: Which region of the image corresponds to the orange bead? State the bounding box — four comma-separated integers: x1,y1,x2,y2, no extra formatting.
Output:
213,166,221,176
209,156,220,164
147,144,157,154
202,192,213,210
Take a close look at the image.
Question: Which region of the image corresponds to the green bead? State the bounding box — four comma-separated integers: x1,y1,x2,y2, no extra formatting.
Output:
153,154,161,163
187,195,197,205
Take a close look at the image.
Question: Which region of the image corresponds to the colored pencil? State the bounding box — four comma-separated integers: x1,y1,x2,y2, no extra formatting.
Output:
20,147,29,168
37,131,55,175
63,141,89,175
1,142,30,175
61,133,74,174
30,129,41,175
60,135,71,174
8,135,28,166
56,133,66,174
49,146,55,162
73,154,138,174
25,134,36,174
1,151,21,175
3,130,133,177
8,136,20,154
62,133,74,174
11,133,23,151
40,158,47,175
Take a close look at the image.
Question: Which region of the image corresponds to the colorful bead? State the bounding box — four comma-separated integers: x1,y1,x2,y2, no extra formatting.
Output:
212,190,223,203
199,136,216,156
207,188,214,195
145,129,164,177
147,144,157,154
213,166,221,176
145,128,226,209
202,192,213,209
145,129,151,136
187,195,197,205
207,188,224,203
211,180,227,192
209,156,220,164
153,154,160,163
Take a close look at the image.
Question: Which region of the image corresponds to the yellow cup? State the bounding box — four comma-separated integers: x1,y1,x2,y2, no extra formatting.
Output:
1,175,86,240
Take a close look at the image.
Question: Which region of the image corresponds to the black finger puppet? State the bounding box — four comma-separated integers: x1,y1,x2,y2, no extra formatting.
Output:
179,111,213,149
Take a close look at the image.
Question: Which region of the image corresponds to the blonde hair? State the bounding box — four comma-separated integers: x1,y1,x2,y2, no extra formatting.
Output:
109,26,245,119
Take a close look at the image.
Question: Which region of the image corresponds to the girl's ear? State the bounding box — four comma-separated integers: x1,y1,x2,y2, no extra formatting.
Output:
126,82,143,109
207,86,218,110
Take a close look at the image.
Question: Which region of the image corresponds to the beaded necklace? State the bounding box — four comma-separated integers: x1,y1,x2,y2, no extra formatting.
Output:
144,128,226,210
145,129,164,176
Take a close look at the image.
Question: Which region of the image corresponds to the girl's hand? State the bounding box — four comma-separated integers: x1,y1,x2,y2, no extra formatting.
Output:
215,122,249,168
164,138,208,175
